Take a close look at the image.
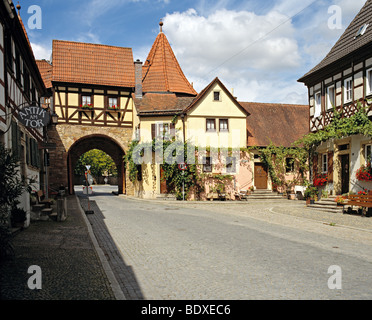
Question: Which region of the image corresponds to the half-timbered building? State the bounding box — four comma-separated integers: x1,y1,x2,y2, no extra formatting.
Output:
298,0,372,195
0,2,47,227
44,40,136,195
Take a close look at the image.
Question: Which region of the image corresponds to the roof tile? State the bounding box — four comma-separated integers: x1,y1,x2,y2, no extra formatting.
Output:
142,32,197,96
52,40,135,88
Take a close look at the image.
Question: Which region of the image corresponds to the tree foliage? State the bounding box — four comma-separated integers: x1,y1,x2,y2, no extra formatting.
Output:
74,149,117,178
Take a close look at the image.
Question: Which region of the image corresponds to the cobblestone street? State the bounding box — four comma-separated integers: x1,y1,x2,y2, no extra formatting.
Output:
78,186,372,300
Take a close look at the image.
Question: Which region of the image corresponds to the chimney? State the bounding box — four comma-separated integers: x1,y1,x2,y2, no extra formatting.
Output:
134,59,143,99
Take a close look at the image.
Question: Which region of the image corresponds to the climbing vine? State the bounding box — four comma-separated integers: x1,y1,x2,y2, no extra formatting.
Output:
294,102,372,155
125,139,205,200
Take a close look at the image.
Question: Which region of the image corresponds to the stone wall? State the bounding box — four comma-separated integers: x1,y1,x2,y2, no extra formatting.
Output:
47,124,134,195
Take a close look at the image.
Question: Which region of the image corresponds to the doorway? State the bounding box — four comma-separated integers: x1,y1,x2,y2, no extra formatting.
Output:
160,165,168,194
340,154,349,194
254,163,268,189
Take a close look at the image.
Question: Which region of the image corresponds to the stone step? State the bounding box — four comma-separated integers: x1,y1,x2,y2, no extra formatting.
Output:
306,204,343,213
156,194,177,201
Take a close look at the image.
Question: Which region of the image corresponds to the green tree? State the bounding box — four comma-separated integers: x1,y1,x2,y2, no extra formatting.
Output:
74,149,117,179
0,143,32,258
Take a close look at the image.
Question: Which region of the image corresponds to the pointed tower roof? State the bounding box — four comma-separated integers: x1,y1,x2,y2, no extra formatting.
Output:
142,21,197,96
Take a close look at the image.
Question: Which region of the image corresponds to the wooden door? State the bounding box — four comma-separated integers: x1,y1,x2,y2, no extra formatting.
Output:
254,163,268,189
160,165,168,194
340,154,349,194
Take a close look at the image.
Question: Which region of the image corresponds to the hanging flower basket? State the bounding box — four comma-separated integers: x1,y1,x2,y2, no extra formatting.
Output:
356,162,372,182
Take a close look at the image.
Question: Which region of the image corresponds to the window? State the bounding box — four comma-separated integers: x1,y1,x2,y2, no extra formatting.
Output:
81,95,93,109
366,144,372,164
108,97,118,109
226,156,236,173
322,153,328,174
134,125,141,141
151,123,175,140
23,66,30,99
206,119,216,132
285,158,294,173
367,68,372,96
5,33,13,70
15,49,21,83
203,156,212,173
213,91,220,101
326,85,335,110
355,24,369,38
344,77,353,103
158,123,170,137
314,91,321,117
219,119,229,132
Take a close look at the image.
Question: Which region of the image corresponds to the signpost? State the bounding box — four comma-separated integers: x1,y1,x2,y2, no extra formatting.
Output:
84,165,94,214
178,163,187,201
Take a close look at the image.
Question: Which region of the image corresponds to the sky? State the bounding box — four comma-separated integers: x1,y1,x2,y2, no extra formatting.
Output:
21,0,367,104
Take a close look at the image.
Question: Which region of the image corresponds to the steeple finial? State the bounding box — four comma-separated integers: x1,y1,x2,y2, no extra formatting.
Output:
159,20,163,33
16,2,21,16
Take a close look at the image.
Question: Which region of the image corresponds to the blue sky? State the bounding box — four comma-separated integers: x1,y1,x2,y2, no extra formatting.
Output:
21,0,367,104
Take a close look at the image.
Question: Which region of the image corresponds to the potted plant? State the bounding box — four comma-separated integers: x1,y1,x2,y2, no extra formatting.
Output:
335,195,347,206
304,185,318,205
10,205,27,228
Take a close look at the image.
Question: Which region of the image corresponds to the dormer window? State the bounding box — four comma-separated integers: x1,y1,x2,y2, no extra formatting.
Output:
355,24,369,38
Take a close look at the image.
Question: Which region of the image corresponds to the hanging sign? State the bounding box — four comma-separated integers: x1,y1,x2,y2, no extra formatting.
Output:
17,104,50,128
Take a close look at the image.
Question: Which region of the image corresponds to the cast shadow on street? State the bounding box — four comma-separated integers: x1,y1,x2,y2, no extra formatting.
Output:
78,194,145,300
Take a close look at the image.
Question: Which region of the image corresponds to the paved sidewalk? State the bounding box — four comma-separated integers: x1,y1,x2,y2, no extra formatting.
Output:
0,195,119,300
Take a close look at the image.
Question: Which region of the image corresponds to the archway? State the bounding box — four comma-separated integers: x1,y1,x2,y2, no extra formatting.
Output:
67,134,126,195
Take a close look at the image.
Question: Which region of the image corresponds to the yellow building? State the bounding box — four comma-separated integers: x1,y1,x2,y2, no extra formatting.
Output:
132,26,249,198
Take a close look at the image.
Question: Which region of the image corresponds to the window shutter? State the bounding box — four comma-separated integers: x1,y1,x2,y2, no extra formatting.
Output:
36,142,40,168
26,136,30,165
328,152,333,183
151,124,156,140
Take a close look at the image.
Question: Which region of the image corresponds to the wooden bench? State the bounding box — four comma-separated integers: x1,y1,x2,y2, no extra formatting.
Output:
345,195,372,216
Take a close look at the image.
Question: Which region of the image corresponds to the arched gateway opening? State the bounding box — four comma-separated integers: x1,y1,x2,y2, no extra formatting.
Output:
67,135,126,195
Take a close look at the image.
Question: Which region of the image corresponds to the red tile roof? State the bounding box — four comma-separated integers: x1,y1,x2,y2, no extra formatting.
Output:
240,102,309,147
52,40,135,88
142,32,197,96
134,93,195,116
36,60,53,89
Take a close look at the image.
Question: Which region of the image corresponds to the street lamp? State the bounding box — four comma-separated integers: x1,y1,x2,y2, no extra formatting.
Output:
50,112,59,125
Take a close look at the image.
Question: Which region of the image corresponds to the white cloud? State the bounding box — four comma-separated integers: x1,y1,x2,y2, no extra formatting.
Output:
31,42,52,60
162,7,305,103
